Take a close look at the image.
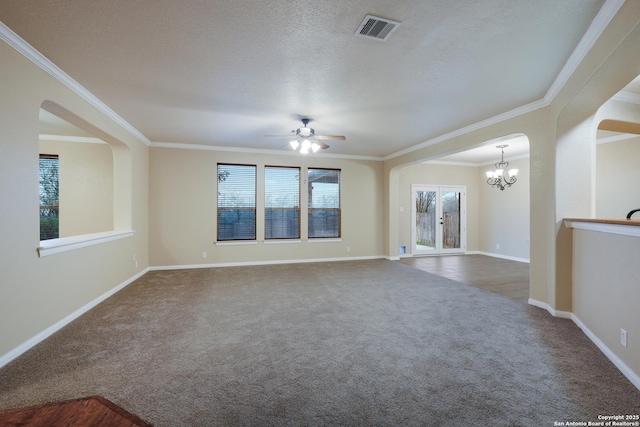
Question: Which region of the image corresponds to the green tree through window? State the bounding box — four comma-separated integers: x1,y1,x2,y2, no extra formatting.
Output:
39,154,59,240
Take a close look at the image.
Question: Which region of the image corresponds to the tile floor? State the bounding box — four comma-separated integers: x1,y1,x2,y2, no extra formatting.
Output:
399,254,530,303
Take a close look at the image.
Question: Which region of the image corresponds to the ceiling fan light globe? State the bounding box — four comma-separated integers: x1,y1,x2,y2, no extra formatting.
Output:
290,140,300,150
301,139,311,150
311,142,320,152
301,128,312,137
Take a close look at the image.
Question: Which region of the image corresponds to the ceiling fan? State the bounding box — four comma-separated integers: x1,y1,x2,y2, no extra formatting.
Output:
265,118,346,153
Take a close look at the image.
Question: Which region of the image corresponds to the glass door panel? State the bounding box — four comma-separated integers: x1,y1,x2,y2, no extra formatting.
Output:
440,188,462,253
412,185,465,255
414,189,437,254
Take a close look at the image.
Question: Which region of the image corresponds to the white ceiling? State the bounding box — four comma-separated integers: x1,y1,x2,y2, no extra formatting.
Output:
1,0,630,159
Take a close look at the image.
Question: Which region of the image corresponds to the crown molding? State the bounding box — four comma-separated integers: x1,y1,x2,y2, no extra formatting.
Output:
2,0,626,161
39,134,106,144
385,0,625,162
384,98,547,161
544,0,625,103
0,22,151,147
425,153,531,168
610,91,640,105
150,141,383,162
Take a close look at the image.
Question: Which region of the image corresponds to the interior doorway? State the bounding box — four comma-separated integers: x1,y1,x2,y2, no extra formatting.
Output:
411,185,466,255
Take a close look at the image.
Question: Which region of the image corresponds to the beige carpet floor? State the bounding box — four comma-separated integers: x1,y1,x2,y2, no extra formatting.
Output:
0,259,638,426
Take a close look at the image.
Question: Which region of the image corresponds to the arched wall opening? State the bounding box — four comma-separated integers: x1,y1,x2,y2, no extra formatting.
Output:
594,95,640,219
38,100,133,252
388,133,530,262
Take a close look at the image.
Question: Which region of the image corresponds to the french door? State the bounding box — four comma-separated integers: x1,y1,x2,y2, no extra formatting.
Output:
411,185,466,255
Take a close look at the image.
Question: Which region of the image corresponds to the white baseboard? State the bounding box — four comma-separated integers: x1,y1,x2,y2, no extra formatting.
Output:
528,298,640,391
571,314,640,391
528,298,573,319
0,267,150,369
469,251,530,263
150,255,387,271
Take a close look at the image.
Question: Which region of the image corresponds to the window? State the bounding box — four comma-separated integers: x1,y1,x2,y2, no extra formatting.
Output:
39,154,59,240
217,164,256,241
265,166,300,239
308,168,341,238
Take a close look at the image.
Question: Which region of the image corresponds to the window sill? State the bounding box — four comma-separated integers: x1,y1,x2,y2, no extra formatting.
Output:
264,239,302,244
38,230,135,257
308,238,343,243
214,240,258,246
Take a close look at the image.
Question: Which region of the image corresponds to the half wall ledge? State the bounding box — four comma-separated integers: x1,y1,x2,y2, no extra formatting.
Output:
38,230,135,257
564,218,640,238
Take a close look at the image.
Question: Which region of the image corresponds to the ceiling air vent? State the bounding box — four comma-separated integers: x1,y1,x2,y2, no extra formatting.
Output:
354,15,401,42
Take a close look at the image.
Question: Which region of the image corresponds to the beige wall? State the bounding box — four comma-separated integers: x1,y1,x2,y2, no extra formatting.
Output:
2,0,640,387
39,139,114,237
478,156,530,260
149,147,384,266
0,39,149,359
596,136,640,218
395,157,530,260
396,163,479,254
572,229,640,377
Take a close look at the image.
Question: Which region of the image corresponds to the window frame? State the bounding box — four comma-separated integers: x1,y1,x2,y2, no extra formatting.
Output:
39,153,60,241
216,163,257,242
264,165,301,240
307,168,341,239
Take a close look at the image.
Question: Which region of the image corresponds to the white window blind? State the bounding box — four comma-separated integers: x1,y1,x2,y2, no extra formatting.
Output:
308,168,341,238
265,166,300,239
39,154,59,240
217,164,256,241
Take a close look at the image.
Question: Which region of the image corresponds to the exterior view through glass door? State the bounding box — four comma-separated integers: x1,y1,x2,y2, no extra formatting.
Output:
411,185,466,255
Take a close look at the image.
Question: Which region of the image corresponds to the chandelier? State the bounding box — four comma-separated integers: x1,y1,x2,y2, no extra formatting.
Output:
485,145,518,191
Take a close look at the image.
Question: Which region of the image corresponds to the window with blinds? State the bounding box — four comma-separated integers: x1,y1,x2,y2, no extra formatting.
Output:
217,164,256,241
308,168,341,238
39,154,59,240
265,166,300,239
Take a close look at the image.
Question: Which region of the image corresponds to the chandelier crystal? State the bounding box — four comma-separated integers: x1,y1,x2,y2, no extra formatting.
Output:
486,145,518,191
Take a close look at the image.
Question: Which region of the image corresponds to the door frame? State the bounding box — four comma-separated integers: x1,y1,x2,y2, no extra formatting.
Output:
411,184,466,255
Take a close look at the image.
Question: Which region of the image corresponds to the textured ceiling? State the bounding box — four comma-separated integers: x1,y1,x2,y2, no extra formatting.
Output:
0,0,612,158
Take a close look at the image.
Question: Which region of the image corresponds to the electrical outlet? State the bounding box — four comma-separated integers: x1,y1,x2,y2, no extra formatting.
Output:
133,253,138,268
346,247,351,253
621,328,627,348
202,252,207,259
496,244,500,250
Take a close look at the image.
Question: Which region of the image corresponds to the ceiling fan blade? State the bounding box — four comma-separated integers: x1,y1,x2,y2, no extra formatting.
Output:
315,135,346,141
317,141,330,150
